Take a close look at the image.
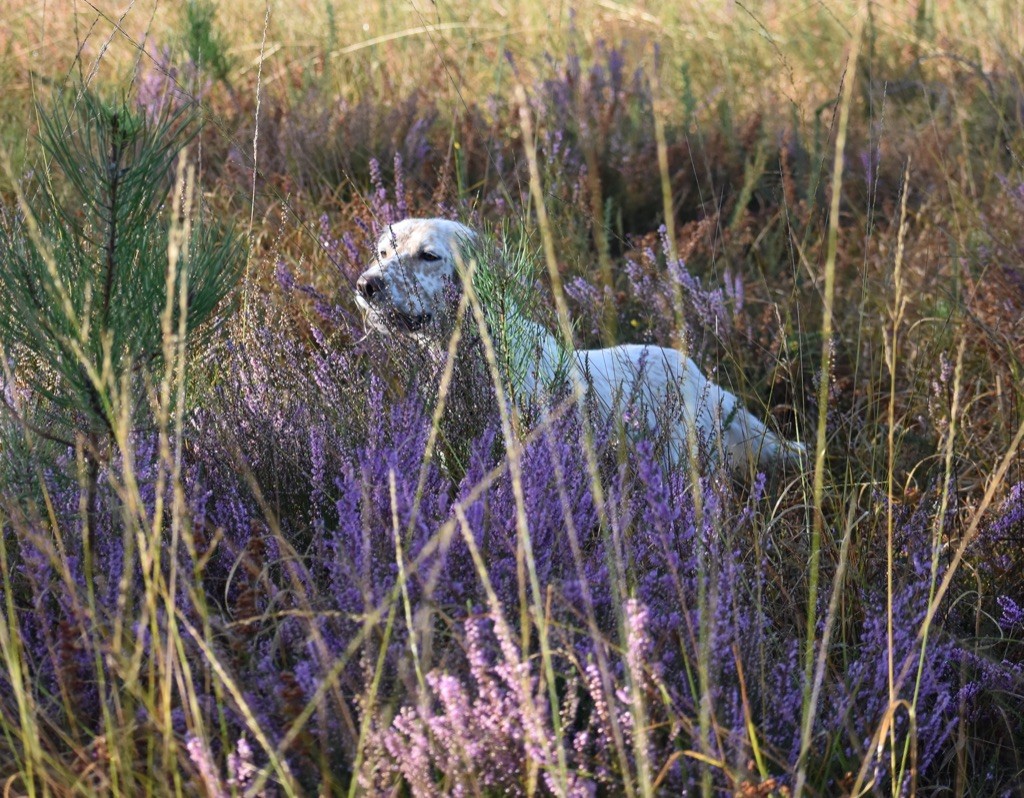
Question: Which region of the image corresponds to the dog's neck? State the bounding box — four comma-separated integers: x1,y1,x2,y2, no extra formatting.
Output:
497,302,568,405
427,297,569,407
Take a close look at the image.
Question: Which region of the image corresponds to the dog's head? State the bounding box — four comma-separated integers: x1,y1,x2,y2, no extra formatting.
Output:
355,218,476,336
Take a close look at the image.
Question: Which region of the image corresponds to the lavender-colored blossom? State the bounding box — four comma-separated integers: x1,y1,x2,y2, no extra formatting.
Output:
227,736,258,790
997,595,1024,630
186,735,227,798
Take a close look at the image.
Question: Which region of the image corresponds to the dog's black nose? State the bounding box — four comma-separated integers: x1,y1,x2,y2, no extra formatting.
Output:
357,274,386,301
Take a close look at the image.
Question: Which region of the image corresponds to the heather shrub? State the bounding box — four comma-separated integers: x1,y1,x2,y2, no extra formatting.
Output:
0,232,1021,793
188,347,1019,792
7,289,1012,791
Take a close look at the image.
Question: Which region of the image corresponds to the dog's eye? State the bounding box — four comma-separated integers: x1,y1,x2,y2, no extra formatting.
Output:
420,251,441,262
379,249,387,258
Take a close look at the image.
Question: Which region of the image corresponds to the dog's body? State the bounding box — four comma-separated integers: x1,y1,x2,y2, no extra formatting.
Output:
355,218,803,472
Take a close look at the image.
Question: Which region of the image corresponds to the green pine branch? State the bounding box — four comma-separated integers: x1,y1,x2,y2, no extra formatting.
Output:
0,89,242,451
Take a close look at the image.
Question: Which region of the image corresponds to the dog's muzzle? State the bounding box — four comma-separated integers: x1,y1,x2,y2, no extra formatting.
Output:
356,274,431,333
356,273,386,302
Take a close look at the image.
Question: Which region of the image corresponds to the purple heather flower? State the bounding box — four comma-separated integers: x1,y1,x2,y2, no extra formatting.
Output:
997,595,1024,630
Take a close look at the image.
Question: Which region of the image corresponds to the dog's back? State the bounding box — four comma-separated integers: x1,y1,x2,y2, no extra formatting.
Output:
573,343,804,471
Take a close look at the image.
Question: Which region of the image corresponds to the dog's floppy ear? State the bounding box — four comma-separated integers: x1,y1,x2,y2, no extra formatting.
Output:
452,222,479,254
448,223,484,282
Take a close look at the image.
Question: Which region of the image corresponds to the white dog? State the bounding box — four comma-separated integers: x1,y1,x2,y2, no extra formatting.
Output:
355,218,803,472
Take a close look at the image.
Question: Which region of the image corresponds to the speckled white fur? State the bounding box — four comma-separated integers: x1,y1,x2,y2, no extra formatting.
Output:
356,218,804,472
